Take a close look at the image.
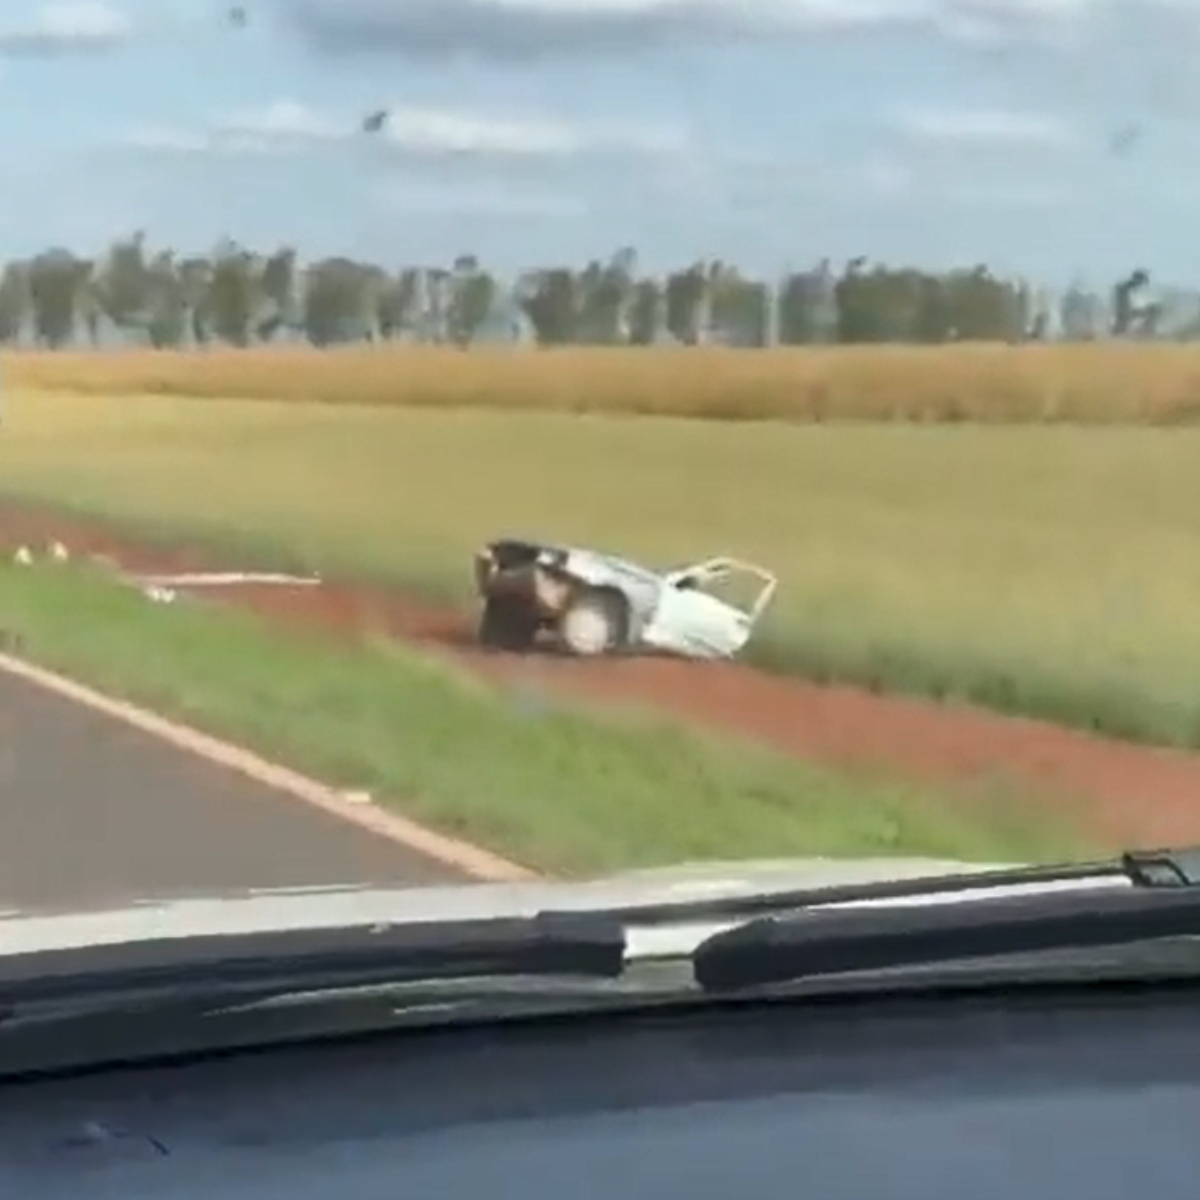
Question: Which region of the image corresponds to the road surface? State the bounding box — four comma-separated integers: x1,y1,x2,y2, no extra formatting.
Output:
0,670,464,911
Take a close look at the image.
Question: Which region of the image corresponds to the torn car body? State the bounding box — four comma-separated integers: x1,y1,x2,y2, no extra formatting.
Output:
473,538,777,660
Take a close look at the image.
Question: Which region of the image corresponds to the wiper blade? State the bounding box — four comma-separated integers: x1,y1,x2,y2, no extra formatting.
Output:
525,848,1199,968
692,884,1200,992
0,912,625,1016
548,857,1137,934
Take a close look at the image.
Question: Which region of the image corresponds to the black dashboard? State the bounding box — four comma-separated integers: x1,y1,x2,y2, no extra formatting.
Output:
5,981,1200,1199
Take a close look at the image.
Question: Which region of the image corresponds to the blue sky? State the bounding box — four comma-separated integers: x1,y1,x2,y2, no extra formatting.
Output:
2,0,1200,284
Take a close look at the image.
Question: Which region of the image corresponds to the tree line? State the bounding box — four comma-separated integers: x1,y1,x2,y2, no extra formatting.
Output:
2,234,1190,349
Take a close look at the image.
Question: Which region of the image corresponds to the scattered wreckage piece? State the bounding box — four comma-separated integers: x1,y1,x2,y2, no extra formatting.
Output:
7,542,321,612
11,541,68,566
130,571,321,589
473,538,777,660
125,570,320,606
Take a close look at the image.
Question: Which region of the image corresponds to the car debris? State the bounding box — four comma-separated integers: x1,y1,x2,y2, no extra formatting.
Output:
130,571,321,589
472,538,777,660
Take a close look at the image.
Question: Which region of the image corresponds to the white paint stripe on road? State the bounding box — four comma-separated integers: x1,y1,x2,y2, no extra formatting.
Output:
0,650,538,883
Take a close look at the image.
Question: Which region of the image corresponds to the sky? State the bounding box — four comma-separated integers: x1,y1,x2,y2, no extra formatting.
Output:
2,0,1200,284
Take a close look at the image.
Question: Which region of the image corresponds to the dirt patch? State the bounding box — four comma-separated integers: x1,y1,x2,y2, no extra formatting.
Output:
3,502,1200,850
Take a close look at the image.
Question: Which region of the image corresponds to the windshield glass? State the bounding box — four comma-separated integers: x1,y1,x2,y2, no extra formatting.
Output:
0,0,1192,953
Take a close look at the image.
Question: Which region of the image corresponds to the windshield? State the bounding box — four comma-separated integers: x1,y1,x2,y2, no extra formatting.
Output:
0,0,1193,970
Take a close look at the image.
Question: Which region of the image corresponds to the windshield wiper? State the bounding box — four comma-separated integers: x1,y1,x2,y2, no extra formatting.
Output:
0,912,626,1018
544,855,1150,934
534,847,1199,947
692,856,1200,993
6,847,1199,1036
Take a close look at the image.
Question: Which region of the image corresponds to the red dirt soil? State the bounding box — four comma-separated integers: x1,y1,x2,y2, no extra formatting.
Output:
3,503,1200,850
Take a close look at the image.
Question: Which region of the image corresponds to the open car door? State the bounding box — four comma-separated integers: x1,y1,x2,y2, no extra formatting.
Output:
639,558,777,660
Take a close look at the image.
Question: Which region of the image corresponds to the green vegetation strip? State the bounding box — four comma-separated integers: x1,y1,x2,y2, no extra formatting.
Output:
0,560,1083,874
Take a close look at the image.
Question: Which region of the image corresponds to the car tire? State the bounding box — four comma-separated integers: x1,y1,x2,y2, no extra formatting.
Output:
478,598,539,652
559,588,627,657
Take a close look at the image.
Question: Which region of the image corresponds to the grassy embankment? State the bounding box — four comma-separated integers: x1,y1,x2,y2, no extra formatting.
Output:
0,558,1078,873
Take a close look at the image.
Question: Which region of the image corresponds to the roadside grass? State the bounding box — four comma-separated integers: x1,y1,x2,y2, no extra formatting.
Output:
3,391,1200,748
0,559,1085,874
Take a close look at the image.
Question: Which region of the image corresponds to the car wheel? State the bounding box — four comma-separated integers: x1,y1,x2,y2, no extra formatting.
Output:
559,589,626,656
478,598,538,652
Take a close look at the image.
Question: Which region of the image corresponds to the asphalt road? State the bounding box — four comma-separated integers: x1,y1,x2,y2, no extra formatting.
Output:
0,669,464,912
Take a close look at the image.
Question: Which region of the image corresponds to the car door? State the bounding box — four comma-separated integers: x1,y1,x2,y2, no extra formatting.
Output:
640,560,776,659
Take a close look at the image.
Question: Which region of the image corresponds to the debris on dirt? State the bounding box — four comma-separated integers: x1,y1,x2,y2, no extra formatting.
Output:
125,570,318,609
10,541,69,566
133,571,321,589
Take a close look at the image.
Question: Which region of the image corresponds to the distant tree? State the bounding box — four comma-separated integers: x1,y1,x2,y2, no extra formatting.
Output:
206,239,261,346
7,231,1192,349
447,255,496,347
0,263,30,345
27,249,89,347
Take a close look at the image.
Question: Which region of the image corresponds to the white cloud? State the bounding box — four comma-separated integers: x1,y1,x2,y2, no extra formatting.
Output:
942,179,1073,204
370,178,588,217
705,146,1079,216
860,154,914,194
0,2,131,54
114,99,688,163
213,100,345,146
377,106,686,157
112,108,322,158
851,142,1077,207
382,107,588,156
117,125,210,154
889,106,1074,147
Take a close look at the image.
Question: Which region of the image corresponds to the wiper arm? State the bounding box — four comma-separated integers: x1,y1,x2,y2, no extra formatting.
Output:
1122,845,1200,887
535,847,1196,957
547,856,1142,934
692,881,1200,992
0,912,625,1017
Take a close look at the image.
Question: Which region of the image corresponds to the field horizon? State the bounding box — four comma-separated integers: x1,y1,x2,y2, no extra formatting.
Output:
7,342,1200,425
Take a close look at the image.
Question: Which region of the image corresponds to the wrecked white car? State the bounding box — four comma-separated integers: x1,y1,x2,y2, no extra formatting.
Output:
472,538,777,660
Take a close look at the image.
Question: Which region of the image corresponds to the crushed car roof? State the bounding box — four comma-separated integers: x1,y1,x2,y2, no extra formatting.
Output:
488,537,667,582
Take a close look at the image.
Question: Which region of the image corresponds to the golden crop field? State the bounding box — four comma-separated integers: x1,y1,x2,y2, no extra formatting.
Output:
5,389,1200,752
7,342,1200,423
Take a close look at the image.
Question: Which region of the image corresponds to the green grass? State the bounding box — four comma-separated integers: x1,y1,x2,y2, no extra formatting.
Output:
0,558,1084,874
4,390,1200,747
